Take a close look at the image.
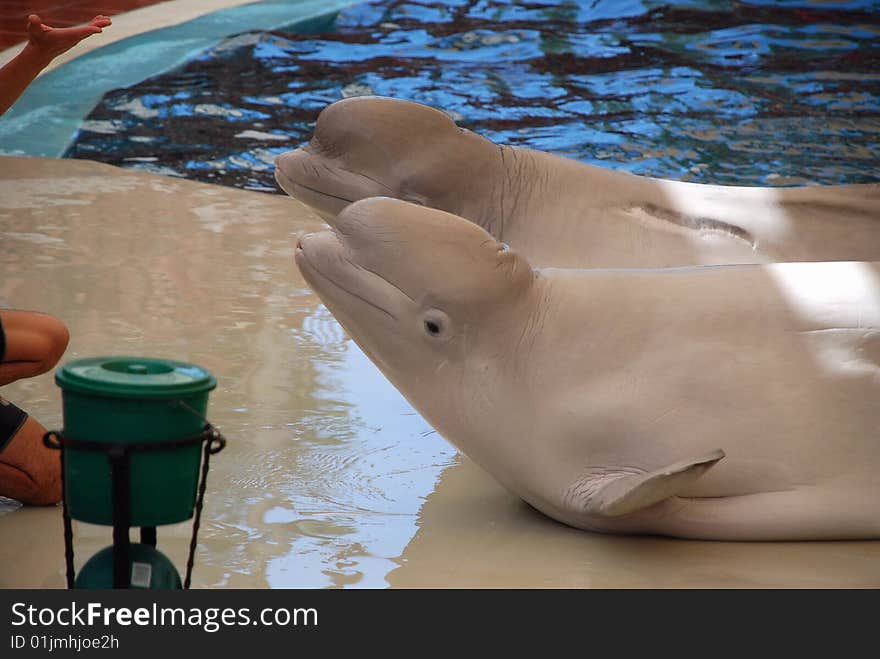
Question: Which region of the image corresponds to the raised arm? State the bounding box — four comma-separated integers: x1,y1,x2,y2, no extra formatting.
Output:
0,14,111,116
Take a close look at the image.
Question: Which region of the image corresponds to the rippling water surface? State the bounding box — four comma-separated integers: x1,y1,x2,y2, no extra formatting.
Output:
68,0,880,190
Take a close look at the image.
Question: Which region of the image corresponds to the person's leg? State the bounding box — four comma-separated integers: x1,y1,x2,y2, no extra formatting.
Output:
0,398,61,505
0,309,68,505
0,309,69,386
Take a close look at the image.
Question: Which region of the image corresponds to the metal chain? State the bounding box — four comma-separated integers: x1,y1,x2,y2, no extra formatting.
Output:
43,431,75,589
184,423,225,589
173,400,228,587
60,439,75,589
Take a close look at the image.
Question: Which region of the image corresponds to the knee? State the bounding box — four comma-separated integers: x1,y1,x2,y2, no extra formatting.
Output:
0,310,70,375
43,314,69,369
33,314,69,375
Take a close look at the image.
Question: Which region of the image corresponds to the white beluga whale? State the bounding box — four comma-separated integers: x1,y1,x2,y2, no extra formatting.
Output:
294,196,880,540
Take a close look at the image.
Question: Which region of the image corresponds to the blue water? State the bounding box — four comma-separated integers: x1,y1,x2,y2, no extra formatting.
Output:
64,0,880,190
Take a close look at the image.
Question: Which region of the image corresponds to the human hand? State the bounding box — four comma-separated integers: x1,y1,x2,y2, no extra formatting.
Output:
25,14,112,62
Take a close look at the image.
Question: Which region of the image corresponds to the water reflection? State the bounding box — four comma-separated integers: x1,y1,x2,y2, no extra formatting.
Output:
263,328,454,588
68,0,879,189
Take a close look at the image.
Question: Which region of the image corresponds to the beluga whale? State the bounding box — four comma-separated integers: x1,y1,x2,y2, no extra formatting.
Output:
294,196,880,540
277,96,880,269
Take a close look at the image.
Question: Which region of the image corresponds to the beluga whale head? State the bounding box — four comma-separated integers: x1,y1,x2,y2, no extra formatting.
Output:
294,196,536,448
275,97,498,222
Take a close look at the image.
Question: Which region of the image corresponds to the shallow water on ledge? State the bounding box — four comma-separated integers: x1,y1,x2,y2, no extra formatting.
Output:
0,164,455,588
68,0,880,191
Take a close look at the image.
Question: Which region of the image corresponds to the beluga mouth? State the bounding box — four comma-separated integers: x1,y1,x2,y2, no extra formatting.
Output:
281,170,356,204
294,226,402,329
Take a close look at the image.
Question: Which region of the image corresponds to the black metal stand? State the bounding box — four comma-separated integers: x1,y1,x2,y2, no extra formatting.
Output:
43,424,225,589
141,527,157,547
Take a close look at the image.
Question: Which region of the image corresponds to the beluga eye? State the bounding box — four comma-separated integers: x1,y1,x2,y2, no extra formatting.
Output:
421,309,451,341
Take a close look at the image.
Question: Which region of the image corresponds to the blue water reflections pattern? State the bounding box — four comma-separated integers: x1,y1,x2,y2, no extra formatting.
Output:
67,0,880,191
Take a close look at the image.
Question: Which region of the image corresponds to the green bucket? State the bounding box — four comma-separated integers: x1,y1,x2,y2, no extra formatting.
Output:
55,356,217,526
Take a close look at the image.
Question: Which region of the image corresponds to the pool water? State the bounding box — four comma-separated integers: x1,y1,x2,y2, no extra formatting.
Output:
67,0,880,191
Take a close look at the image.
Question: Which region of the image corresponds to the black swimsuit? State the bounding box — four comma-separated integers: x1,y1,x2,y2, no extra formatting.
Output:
0,317,29,452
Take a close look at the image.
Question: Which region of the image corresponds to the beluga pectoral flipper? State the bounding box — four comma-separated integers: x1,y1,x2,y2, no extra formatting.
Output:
567,449,726,518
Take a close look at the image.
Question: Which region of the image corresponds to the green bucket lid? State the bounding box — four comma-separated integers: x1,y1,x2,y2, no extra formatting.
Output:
55,356,217,399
